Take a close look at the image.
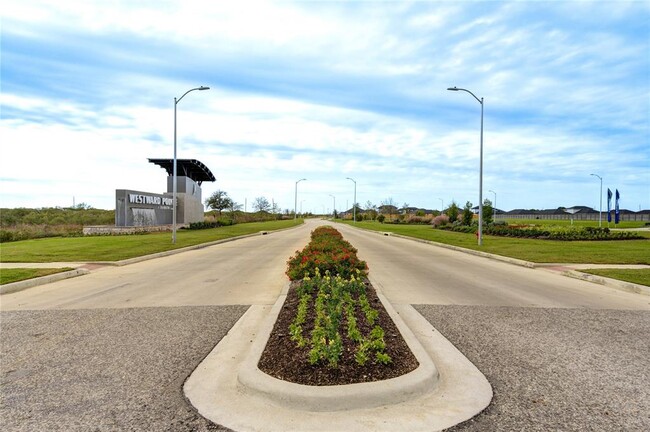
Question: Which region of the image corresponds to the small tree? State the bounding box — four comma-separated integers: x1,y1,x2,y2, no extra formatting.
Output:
447,201,459,223
482,199,493,225
226,200,243,223
364,200,377,221
253,196,271,213
205,190,233,216
461,201,473,226
380,197,398,221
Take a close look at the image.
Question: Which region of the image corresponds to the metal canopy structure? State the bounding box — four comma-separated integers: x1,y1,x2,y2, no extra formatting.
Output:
148,158,216,185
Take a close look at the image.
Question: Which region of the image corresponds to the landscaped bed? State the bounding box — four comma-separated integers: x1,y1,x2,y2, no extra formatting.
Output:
258,226,418,386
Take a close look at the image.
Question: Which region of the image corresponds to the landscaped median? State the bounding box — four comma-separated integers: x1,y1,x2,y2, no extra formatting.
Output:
260,226,418,385
184,225,492,430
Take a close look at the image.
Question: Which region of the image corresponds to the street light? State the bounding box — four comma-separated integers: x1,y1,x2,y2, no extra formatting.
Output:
294,178,306,220
173,85,209,244
439,198,444,213
329,194,336,218
488,190,497,220
346,177,357,223
590,173,603,227
448,86,484,246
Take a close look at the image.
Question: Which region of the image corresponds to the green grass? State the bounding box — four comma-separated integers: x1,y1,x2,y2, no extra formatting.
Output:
580,269,650,287
1,268,74,285
0,220,303,263
340,220,650,265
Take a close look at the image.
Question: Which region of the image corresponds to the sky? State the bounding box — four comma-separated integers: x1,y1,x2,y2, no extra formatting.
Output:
1,0,649,214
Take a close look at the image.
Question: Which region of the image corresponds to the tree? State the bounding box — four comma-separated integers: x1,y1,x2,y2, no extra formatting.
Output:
447,201,459,223
380,197,398,221
482,199,493,225
364,200,377,220
461,201,473,226
205,190,233,216
253,196,271,213
401,203,410,214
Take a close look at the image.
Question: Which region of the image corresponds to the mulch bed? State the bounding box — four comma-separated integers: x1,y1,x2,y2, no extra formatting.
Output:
258,279,419,386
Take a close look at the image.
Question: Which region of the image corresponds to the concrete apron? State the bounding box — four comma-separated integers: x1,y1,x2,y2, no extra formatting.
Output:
184,280,492,432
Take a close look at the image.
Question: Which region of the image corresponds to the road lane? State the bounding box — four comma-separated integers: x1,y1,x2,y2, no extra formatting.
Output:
0,222,316,310
334,223,649,310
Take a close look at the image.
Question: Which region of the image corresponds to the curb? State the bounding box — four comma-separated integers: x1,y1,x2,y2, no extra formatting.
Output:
236,281,440,411
0,223,305,294
0,269,90,295
99,224,305,267
562,270,650,296
340,223,649,296
345,224,535,268
184,290,492,432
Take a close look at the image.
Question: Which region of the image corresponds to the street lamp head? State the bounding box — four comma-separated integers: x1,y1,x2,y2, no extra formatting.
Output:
447,87,459,91
198,86,210,91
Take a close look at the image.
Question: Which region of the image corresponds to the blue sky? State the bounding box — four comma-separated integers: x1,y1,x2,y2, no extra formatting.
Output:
2,0,649,214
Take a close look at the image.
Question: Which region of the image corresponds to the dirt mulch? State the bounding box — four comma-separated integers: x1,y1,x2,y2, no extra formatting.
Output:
258,279,419,386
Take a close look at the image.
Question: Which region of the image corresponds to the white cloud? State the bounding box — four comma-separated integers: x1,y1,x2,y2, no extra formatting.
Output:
1,0,648,212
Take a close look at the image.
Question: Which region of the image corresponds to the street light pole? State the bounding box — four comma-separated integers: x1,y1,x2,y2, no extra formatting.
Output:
173,86,209,244
590,173,603,227
489,189,497,220
329,194,336,218
294,178,306,220
439,198,444,213
346,177,357,223
448,86,484,246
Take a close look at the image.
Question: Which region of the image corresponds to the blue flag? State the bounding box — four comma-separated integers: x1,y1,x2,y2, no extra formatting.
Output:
615,189,620,224
607,188,612,223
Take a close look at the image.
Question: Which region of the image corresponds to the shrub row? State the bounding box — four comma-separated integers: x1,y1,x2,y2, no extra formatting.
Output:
286,226,368,280
440,223,644,241
185,219,234,230
482,225,644,241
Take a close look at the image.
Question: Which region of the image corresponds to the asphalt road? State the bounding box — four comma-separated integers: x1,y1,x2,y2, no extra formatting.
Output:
334,222,649,310
1,224,313,310
2,220,649,431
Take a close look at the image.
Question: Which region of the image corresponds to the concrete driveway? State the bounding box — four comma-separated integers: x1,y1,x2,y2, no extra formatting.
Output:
1,219,649,431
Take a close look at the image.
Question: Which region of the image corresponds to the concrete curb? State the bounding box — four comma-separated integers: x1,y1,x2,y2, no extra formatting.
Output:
341,223,649,296
236,282,440,411
105,224,305,267
0,269,90,295
0,223,305,294
562,270,650,296
184,287,492,431
344,224,536,268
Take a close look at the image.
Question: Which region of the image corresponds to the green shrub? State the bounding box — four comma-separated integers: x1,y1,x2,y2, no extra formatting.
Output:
286,226,368,280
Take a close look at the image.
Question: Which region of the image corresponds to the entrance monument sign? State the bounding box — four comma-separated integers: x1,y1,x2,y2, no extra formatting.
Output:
115,158,215,227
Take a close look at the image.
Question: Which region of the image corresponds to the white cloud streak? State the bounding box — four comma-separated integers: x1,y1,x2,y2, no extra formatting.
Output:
1,1,648,212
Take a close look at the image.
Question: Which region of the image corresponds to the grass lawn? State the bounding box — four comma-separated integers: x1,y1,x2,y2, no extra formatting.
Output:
339,220,650,265
1,268,74,285
0,220,303,263
580,269,650,287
